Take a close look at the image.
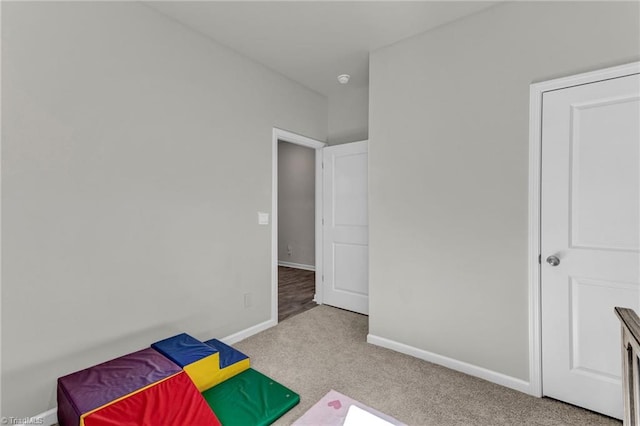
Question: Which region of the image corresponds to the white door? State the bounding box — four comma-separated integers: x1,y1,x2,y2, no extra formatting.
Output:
322,141,368,315
541,73,640,419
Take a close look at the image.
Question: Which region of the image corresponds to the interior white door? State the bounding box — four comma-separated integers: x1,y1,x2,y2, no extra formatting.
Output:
541,73,640,419
322,140,368,315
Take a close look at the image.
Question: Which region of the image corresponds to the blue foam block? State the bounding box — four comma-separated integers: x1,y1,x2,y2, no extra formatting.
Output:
151,333,216,367
203,338,249,369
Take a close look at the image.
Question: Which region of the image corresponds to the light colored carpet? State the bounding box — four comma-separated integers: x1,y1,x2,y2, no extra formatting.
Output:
233,305,619,426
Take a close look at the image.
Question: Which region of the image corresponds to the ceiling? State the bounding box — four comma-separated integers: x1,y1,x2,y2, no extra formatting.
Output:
146,1,499,96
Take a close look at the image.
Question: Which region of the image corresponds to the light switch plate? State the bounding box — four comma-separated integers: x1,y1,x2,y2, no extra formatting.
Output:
258,212,269,225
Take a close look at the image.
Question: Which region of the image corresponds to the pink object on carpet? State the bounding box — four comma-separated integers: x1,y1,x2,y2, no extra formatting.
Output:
292,390,406,426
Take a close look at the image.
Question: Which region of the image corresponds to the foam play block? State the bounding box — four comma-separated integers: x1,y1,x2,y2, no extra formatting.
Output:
203,338,251,383
151,333,215,367
203,338,249,368
57,347,182,426
152,333,250,391
83,371,221,426
152,333,221,392
202,368,300,426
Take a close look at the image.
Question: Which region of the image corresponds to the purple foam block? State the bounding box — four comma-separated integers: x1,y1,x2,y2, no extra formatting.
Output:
57,347,181,426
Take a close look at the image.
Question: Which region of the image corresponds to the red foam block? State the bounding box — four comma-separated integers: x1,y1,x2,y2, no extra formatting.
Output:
57,347,181,426
83,371,220,426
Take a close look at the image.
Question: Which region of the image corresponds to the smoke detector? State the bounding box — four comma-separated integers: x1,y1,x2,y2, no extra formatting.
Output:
337,74,350,84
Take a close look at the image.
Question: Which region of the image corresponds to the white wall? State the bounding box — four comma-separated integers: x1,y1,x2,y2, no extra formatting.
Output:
278,142,315,267
369,1,640,382
327,85,369,145
1,2,326,417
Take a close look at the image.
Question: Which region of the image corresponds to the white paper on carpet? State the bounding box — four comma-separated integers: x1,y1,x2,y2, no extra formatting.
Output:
292,389,405,426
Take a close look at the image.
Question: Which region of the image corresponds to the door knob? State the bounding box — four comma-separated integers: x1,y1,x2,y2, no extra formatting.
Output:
546,255,560,266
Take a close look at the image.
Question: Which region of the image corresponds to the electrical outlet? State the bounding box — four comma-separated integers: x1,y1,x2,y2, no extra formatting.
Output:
244,293,252,308
287,244,292,256
258,212,269,225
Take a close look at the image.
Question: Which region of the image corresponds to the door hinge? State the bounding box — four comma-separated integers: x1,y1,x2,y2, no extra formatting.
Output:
322,162,324,169
538,254,541,264
322,275,324,282
322,218,324,225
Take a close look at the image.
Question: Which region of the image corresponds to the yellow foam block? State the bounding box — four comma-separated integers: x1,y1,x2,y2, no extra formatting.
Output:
184,355,251,392
183,353,221,392
217,357,250,385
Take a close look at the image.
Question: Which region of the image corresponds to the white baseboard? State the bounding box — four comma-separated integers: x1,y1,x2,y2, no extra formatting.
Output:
278,261,315,271
221,318,277,345
367,334,533,395
13,407,58,426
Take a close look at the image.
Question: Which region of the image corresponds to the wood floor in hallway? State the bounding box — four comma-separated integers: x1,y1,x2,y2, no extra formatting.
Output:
278,266,317,322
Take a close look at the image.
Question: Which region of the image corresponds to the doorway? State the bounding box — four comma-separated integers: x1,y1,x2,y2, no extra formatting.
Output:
277,140,317,321
271,129,326,324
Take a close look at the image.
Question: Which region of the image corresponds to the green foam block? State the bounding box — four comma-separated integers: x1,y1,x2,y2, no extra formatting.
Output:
202,368,300,426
